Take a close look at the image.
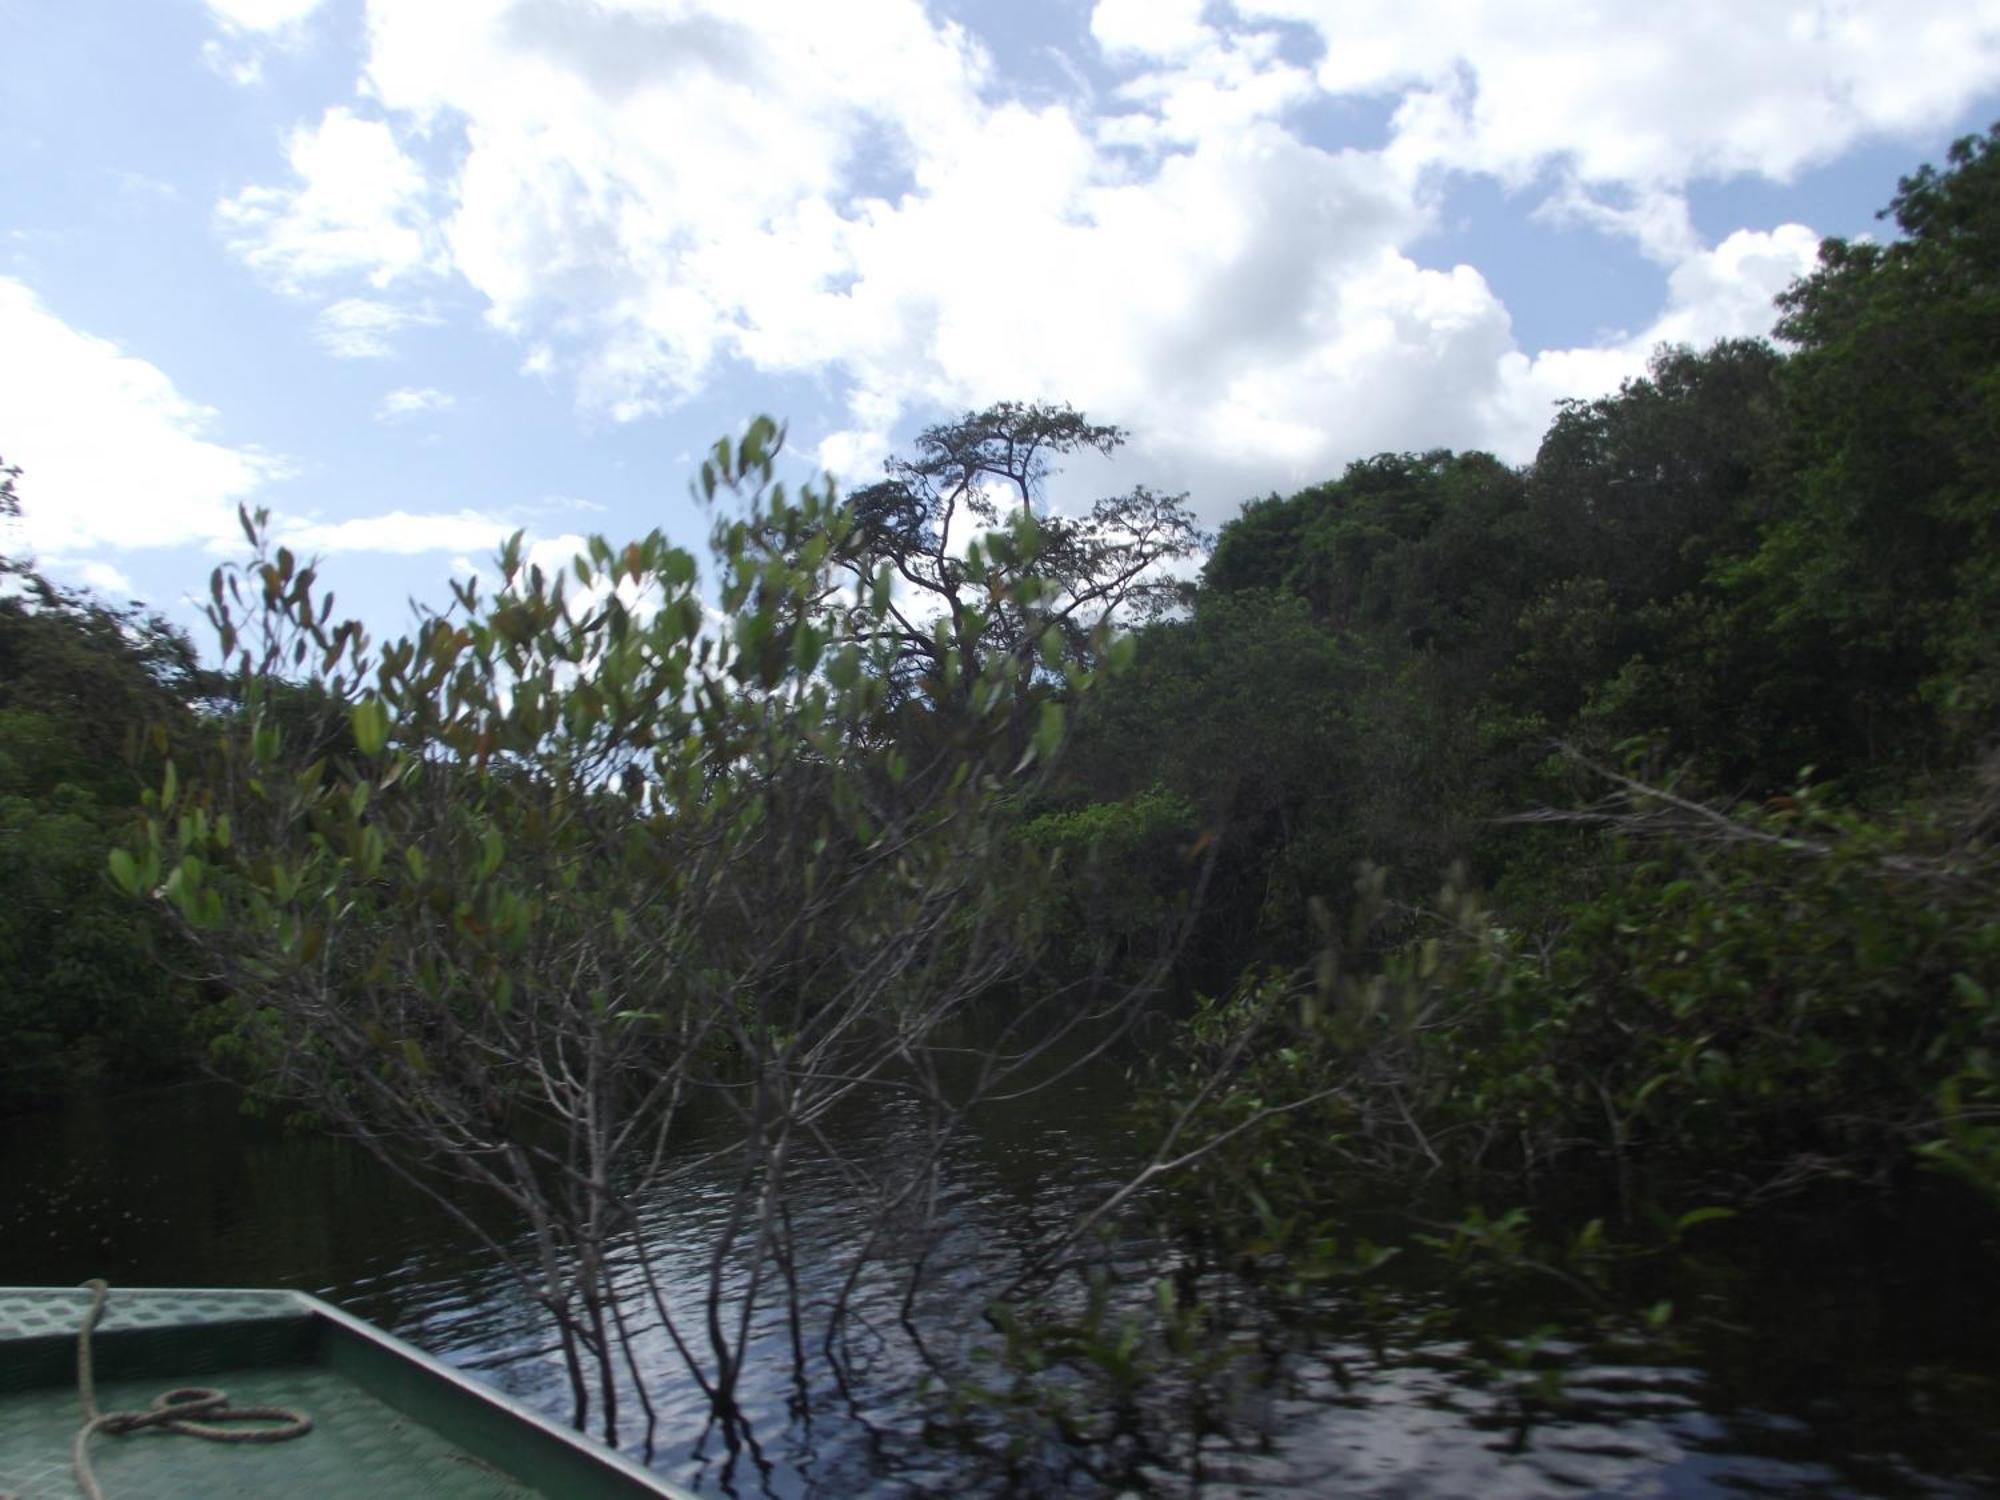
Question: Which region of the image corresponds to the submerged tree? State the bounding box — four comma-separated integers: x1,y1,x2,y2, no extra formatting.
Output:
120,418,1168,1459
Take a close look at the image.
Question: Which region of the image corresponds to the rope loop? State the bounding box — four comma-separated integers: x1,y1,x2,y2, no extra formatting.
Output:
71,1280,314,1500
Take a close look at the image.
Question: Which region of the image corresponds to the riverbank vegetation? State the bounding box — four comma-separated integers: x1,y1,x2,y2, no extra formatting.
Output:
4,126,1999,1487
936,125,2000,1484
0,477,210,1102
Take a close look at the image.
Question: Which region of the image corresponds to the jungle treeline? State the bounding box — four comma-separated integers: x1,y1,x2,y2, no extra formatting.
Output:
5,123,1998,1253
1024,127,2000,1266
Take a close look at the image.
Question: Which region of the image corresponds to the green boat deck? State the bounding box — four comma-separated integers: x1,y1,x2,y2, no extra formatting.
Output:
0,1288,695,1499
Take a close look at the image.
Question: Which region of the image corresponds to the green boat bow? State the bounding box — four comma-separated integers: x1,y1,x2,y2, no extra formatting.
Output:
0,1286,697,1499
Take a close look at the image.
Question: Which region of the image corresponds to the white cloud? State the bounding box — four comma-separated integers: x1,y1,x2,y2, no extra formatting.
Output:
75,560,138,596
1097,24,1315,151
0,277,287,556
218,107,441,293
216,0,2000,515
1534,181,1702,265
1480,224,1824,461
313,296,440,358
273,507,516,556
374,385,456,422
332,0,1454,501
815,425,893,482
1091,0,1211,60
270,513,612,567
202,0,327,82
206,0,326,32
1239,0,2000,188
354,0,995,403
1648,224,1824,349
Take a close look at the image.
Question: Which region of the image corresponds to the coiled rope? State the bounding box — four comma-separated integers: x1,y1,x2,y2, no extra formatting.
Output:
69,1278,313,1500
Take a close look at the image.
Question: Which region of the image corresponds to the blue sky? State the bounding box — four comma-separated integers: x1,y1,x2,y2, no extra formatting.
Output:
5,0,2000,646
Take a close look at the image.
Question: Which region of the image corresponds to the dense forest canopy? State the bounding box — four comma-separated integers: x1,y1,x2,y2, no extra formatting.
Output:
4,122,2000,1488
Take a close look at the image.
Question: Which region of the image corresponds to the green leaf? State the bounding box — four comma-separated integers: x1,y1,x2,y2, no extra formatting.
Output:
1673,1206,1736,1236
107,847,140,897
478,827,504,880
1035,701,1065,764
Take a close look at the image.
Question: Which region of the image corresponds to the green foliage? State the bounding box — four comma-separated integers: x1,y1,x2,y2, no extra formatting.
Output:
0,551,206,1105
127,419,1085,1111
932,1266,1268,1492
0,784,192,1099
1444,792,2000,1196
1013,127,2000,1449
837,400,1204,732
1509,341,1800,782
1137,779,2000,1228
1020,786,1202,970
1743,124,2000,758
1061,590,1376,975
0,567,204,804
108,417,1166,1430
1205,449,1530,649
1073,122,2000,1000
16,120,2000,1475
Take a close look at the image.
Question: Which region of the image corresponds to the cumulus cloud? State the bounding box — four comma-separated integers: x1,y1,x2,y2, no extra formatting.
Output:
0,280,529,573
1648,224,1824,349
213,0,2000,513
1092,0,1216,62
75,560,138,597
1480,224,1824,461
1241,0,2000,187
218,107,441,292
374,385,456,422
328,0,1451,501
0,277,287,556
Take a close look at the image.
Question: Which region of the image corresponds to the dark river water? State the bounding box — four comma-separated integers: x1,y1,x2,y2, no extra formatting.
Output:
3,1080,1997,1497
